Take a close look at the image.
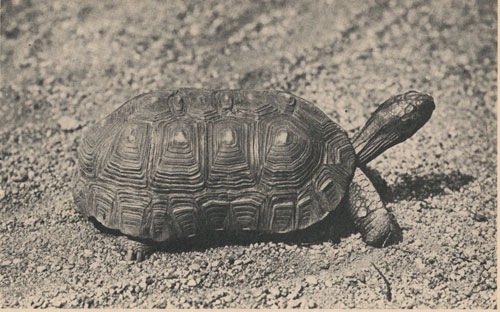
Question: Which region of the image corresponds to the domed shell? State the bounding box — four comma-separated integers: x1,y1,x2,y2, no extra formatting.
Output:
73,89,356,241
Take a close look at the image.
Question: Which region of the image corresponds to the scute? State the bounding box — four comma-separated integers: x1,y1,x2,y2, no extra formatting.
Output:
259,118,323,190
73,89,356,240
208,118,255,189
151,120,204,194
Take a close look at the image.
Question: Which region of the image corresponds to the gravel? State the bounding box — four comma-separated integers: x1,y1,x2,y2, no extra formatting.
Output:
0,0,497,309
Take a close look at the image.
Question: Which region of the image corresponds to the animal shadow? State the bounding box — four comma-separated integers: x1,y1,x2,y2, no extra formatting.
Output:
386,170,475,202
155,210,357,254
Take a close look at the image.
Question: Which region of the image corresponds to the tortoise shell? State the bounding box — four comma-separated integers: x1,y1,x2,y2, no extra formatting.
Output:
73,89,356,241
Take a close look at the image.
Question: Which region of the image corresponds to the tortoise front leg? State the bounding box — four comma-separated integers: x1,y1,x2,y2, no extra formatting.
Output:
118,236,155,262
348,168,399,247
359,165,391,203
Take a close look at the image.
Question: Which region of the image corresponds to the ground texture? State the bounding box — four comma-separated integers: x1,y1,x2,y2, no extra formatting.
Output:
0,0,497,308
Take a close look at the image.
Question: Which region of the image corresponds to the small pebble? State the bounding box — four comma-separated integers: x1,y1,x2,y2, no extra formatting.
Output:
287,284,303,299
470,229,480,237
36,265,48,273
289,299,301,308
269,287,281,298
223,294,234,303
251,288,263,297
58,116,80,131
82,249,93,257
211,260,221,268
320,260,330,270
415,258,426,270
305,276,318,286
143,276,154,285
234,259,243,266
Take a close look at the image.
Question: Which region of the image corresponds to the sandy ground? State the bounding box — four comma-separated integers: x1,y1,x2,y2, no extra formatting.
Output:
0,0,497,308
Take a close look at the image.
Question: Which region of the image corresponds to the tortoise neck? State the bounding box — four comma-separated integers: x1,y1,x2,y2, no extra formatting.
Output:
352,113,403,166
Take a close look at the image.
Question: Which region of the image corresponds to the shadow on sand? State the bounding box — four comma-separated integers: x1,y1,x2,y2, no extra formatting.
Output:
386,170,475,202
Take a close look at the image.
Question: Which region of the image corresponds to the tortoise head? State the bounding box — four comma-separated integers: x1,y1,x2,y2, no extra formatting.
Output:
352,91,435,165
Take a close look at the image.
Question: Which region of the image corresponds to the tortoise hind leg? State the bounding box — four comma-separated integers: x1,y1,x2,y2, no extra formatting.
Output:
348,168,400,247
118,236,155,262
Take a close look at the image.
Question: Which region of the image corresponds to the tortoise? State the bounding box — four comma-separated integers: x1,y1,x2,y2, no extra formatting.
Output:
73,89,434,261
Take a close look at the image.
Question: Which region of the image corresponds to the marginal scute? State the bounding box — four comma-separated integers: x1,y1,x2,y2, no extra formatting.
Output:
217,92,233,112
324,123,356,177
171,197,199,238
313,165,346,217
270,194,296,232
255,102,278,118
200,198,230,231
230,191,266,231
170,93,185,114
296,185,318,229
117,189,151,237
90,184,116,224
72,175,89,213
132,93,171,122
150,197,173,241
279,92,297,114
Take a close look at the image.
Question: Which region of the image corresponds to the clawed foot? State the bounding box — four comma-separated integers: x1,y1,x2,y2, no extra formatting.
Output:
118,236,154,262
126,248,146,262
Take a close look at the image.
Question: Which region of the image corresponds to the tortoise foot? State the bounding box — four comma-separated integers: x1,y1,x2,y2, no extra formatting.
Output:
358,208,401,247
118,236,154,262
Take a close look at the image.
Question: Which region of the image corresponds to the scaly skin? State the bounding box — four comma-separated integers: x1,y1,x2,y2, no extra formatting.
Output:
347,167,398,247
